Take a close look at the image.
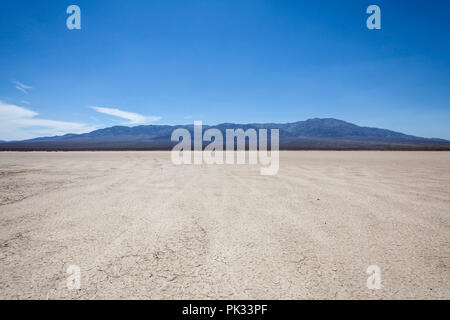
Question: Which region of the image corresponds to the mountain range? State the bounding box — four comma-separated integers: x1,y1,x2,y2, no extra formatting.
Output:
0,118,449,150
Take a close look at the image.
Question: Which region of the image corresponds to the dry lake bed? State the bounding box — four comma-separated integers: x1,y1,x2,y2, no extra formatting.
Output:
0,151,449,299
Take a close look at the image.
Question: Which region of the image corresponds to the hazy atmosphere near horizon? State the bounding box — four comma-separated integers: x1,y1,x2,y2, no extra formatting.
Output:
0,0,450,141
0,0,449,304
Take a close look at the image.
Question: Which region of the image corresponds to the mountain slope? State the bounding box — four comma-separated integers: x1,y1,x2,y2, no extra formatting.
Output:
1,118,449,150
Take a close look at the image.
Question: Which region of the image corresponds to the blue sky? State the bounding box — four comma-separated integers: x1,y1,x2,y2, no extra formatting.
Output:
0,0,449,140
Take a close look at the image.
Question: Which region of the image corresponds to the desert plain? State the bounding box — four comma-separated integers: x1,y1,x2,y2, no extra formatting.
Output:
0,151,449,299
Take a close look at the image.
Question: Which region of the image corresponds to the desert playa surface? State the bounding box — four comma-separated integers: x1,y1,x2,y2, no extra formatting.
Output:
0,151,449,299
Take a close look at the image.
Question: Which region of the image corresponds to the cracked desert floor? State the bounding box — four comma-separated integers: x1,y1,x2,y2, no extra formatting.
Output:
0,151,449,299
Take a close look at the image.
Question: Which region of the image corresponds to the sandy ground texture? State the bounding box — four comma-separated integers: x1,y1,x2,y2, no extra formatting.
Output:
0,151,449,299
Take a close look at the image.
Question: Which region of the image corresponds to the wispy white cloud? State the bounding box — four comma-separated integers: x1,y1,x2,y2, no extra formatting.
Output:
0,103,37,119
90,106,161,125
12,81,33,94
0,101,97,141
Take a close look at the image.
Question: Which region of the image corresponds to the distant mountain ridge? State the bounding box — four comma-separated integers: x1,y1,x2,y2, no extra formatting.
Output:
1,118,449,150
